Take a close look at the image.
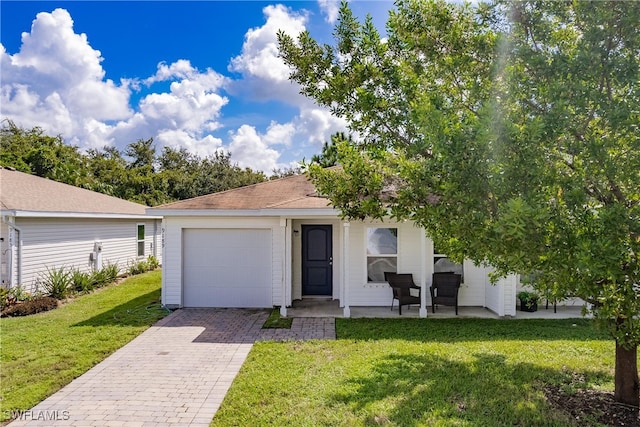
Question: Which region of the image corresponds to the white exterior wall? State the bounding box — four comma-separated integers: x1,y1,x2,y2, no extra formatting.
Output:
345,221,492,308
161,216,281,308
11,217,160,293
346,221,420,306
161,214,517,313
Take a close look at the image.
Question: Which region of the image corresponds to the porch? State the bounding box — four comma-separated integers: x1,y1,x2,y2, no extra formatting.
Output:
286,299,587,319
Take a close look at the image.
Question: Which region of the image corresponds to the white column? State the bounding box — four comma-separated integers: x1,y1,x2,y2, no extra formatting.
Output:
420,229,428,317
342,221,351,318
280,218,288,317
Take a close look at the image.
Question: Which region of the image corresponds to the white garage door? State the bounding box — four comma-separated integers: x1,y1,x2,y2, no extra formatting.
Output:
182,228,272,307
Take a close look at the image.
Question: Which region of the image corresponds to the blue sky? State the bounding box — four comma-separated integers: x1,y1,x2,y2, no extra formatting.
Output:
1,1,393,173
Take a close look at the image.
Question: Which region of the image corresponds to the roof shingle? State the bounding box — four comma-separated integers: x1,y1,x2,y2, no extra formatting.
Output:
0,168,149,216
152,173,332,211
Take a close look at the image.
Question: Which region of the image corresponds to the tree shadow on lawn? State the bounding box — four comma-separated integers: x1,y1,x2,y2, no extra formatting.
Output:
336,317,611,343
330,351,609,426
73,290,170,328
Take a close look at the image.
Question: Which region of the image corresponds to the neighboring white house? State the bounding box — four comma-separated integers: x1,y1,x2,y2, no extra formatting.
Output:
0,167,162,293
150,173,519,317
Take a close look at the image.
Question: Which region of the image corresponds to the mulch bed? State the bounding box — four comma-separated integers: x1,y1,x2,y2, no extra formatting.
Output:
544,385,639,426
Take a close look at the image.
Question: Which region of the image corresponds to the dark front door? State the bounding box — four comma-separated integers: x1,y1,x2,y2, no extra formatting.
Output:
302,225,333,296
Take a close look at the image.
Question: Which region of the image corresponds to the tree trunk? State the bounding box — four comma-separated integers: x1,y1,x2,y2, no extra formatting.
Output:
614,341,639,407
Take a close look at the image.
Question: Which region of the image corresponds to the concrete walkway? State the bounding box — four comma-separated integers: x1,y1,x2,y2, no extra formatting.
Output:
8,309,335,427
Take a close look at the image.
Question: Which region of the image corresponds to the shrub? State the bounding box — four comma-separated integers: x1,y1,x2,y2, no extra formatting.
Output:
71,269,93,293
1,296,58,317
147,255,159,270
128,260,149,276
41,266,71,300
102,262,120,282
90,269,108,288
0,286,32,310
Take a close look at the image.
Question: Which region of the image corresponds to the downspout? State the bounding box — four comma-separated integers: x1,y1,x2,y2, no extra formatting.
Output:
2,216,22,287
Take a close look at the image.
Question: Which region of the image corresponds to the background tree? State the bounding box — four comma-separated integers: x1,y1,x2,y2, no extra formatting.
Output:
279,0,640,406
0,120,89,187
0,122,266,207
310,131,353,167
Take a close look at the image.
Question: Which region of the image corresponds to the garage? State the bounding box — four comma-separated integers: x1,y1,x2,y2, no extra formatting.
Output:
182,228,272,307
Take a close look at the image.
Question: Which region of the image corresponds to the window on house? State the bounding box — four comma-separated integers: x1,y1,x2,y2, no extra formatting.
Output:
434,248,464,282
137,224,145,257
367,227,397,282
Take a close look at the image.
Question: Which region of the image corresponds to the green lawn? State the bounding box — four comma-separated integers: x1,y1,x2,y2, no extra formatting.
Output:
0,270,168,421
213,318,616,427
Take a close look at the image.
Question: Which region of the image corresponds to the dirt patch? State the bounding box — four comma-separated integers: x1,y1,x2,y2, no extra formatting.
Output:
544,384,639,426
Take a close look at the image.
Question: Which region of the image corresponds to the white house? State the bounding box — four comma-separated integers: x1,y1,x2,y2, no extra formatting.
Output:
150,173,519,317
0,168,162,293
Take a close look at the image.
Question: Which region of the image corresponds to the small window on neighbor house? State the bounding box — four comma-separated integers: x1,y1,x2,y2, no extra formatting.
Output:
434,248,464,282
137,224,145,257
367,228,397,282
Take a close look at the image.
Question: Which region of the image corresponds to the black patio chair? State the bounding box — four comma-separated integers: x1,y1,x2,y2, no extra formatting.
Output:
386,272,421,315
430,272,462,315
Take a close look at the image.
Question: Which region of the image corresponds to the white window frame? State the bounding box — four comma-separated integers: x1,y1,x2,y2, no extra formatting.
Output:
433,249,464,283
137,224,145,258
366,227,398,283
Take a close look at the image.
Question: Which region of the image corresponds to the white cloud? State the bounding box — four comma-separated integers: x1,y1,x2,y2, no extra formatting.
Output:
0,9,229,160
1,8,131,129
318,0,341,24
0,6,349,176
229,4,306,83
227,4,307,103
224,2,349,170
155,129,224,158
228,124,282,173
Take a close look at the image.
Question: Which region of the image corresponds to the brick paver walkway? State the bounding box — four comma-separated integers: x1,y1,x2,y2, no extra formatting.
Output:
8,309,335,427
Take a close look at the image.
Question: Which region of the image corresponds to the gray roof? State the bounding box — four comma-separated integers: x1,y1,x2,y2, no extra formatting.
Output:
0,168,149,216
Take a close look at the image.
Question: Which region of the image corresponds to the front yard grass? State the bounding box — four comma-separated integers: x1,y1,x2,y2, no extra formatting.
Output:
0,270,167,421
213,318,616,427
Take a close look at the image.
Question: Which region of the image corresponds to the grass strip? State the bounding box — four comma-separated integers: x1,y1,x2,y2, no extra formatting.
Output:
0,270,167,421
262,307,293,329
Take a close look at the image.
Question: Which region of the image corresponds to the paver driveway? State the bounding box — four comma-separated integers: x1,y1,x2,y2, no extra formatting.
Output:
8,309,335,427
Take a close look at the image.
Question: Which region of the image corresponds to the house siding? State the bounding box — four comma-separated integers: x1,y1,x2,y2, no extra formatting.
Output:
12,217,160,293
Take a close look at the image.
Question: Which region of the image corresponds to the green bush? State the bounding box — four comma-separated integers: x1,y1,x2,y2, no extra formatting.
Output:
1,296,58,317
90,269,108,288
41,266,71,300
0,286,33,310
147,255,159,270
128,260,149,276
102,262,120,282
71,269,93,293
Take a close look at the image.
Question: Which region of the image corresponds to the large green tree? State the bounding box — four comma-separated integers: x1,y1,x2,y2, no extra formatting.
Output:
279,0,640,406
